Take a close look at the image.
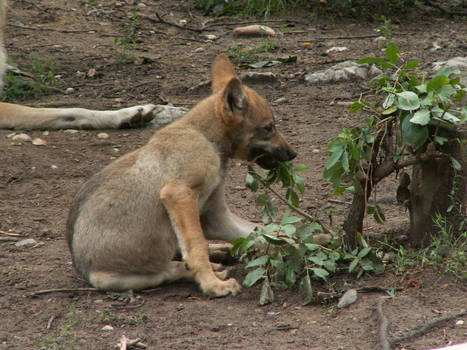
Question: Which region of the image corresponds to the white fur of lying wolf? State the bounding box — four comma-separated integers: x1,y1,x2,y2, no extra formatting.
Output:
0,0,157,130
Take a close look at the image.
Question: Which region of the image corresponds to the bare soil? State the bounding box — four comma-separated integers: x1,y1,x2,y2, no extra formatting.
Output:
0,1,466,349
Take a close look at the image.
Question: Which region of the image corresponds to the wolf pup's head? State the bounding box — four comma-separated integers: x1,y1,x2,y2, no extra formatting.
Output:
212,54,296,170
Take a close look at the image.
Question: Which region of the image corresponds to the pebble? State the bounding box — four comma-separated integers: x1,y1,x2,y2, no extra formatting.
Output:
274,97,288,104
65,87,75,94
12,133,31,142
32,138,47,146
15,238,37,248
64,129,79,134
194,47,204,53
97,132,109,139
455,320,464,327
101,325,114,331
312,149,320,153
337,289,358,308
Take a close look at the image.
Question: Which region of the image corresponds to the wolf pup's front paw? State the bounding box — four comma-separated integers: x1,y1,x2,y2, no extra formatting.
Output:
201,277,241,298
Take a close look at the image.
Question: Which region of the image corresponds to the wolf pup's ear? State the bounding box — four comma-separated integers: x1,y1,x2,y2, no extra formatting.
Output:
212,54,237,93
223,78,247,114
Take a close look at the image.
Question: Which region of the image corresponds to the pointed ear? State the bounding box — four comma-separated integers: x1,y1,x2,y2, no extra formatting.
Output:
212,54,237,93
223,78,248,114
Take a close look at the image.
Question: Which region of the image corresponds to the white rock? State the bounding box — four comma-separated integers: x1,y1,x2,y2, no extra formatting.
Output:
204,34,217,40
97,132,109,139
101,325,114,331
233,25,275,37
312,149,320,153
194,47,204,53
42,131,49,136
326,46,348,53
64,129,79,134
65,87,75,94
337,288,358,308
304,61,382,85
32,138,47,146
148,105,188,129
15,238,37,248
51,165,58,169
12,133,31,142
455,320,464,326
274,97,288,104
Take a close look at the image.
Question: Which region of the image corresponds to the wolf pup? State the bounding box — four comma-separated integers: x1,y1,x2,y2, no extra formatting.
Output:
66,54,296,297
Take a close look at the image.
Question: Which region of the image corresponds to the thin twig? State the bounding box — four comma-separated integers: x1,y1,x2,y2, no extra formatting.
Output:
139,12,202,33
9,23,93,33
258,178,330,233
25,287,100,297
376,297,391,350
46,315,55,330
328,199,352,205
422,0,467,16
391,310,467,345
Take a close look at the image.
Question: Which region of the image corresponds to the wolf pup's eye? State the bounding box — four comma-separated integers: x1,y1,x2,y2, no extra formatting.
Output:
264,123,274,132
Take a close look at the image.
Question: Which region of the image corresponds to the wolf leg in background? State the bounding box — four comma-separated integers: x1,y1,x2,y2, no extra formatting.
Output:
0,0,156,130
67,54,296,297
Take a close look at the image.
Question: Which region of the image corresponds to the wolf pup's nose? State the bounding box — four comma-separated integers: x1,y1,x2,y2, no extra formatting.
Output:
287,149,297,161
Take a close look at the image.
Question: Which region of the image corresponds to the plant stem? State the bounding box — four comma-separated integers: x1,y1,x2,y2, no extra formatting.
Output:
259,179,331,233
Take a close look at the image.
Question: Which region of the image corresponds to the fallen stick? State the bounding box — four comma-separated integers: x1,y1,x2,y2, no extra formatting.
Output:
25,287,100,297
391,310,467,345
376,297,391,350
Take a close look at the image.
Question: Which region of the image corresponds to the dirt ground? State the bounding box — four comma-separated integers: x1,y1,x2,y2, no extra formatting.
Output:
0,1,466,349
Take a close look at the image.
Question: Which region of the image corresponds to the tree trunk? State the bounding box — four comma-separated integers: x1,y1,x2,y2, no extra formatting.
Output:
409,136,466,247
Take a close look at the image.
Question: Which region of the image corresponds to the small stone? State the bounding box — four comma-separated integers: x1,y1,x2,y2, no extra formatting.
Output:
65,87,75,94
64,129,79,134
337,289,358,308
97,132,109,139
455,320,464,327
51,165,58,169
312,149,320,153
179,19,187,26
32,138,47,146
15,238,38,248
274,97,288,104
12,133,31,142
233,25,275,37
193,47,204,53
101,325,114,331
204,34,217,40
326,46,348,53
42,131,49,136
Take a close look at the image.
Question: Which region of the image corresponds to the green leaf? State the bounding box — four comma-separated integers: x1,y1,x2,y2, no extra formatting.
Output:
397,91,420,111
286,189,300,207
263,234,287,245
427,75,450,93
402,115,429,149
245,172,258,191
309,255,325,266
383,94,395,109
382,105,398,115
402,60,419,70
349,258,359,273
285,267,297,287
326,144,345,169
359,258,374,271
410,109,430,126
434,136,448,145
451,157,462,171
283,224,296,237
350,102,363,113
385,43,399,64
259,277,274,305
281,216,302,225
294,164,308,172
246,255,269,268
243,267,265,287
299,274,313,305
311,267,329,281
305,243,320,251
357,57,388,65
442,111,460,124
357,247,372,259
323,260,336,273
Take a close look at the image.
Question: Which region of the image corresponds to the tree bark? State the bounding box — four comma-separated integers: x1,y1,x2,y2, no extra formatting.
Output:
409,136,466,247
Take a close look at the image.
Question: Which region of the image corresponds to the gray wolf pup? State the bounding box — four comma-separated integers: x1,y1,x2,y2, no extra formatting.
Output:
66,54,296,297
